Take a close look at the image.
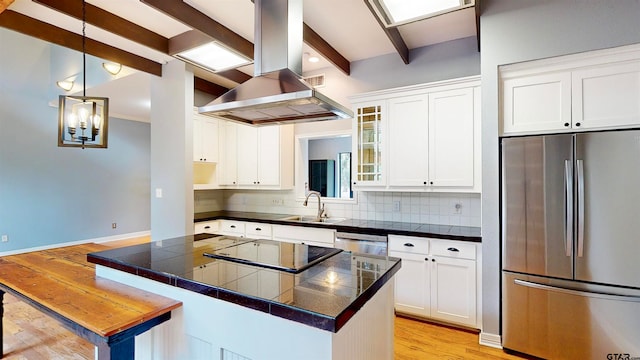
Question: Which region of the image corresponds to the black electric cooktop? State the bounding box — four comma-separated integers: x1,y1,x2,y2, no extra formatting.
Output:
203,238,342,274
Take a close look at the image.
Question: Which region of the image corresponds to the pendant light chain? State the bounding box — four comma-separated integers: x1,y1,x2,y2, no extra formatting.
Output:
82,0,86,98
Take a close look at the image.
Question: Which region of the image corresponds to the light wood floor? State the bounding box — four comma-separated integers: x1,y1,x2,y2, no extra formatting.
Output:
1,237,528,359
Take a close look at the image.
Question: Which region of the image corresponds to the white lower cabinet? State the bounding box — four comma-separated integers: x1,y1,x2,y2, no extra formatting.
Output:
194,220,219,234
389,235,478,328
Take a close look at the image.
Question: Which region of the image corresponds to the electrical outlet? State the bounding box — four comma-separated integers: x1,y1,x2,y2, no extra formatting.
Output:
393,201,401,212
454,203,462,214
112,223,117,229
271,199,284,206
1,235,7,242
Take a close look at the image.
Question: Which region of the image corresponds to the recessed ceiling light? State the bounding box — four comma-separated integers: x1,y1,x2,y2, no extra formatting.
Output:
176,42,252,72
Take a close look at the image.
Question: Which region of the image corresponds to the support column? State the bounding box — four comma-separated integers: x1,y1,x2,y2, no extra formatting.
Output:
150,60,194,240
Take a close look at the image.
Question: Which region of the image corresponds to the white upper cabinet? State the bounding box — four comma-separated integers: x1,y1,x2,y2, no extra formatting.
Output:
572,61,640,130
219,122,294,190
501,44,640,135
428,87,475,187
502,72,572,134
193,113,219,163
350,76,481,193
219,121,238,186
388,95,429,187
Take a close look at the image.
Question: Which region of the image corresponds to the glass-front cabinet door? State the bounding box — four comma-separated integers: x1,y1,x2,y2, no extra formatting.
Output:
353,101,385,187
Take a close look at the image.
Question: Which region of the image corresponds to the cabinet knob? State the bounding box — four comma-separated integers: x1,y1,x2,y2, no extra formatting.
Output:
257,181,260,184
255,227,262,231
423,181,427,185
447,247,459,252
403,243,415,247
424,257,429,261
432,258,436,262
564,122,570,127
575,122,581,127
203,158,206,161
230,225,236,228
353,182,356,185
204,226,210,229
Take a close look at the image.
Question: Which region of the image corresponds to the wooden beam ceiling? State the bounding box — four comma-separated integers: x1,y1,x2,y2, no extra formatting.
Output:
31,0,244,93
140,0,254,60
194,77,228,97
144,0,351,75
303,24,350,75
0,10,163,76
0,0,14,14
364,0,409,64
34,0,168,53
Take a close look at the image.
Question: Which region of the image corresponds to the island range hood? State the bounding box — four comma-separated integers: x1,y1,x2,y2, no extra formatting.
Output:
198,0,353,126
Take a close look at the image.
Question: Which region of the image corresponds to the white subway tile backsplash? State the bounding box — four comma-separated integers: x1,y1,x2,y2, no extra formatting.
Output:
194,190,481,227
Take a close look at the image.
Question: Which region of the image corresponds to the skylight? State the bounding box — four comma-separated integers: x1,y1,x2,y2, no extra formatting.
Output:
176,42,251,73
375,0,472,27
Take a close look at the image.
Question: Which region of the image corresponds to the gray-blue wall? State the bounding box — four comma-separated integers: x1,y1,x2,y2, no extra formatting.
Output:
480,0,640,337
0,28,150,252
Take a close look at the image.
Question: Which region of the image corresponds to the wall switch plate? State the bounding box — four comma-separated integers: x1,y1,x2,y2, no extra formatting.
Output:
155,188,163,198
112,223,117,229
1,235,7,242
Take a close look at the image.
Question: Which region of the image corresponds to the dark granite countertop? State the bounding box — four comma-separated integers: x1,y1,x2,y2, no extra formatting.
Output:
195,210,481,242
88,234,401,333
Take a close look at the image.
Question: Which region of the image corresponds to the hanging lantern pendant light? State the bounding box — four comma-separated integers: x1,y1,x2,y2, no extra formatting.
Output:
58,0,109,149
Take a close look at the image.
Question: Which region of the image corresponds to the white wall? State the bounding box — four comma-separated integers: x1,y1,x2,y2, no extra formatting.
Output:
480,0,640,338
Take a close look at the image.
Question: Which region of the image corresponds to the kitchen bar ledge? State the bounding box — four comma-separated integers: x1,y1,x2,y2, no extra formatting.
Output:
88,234,401,359
0,243,182,360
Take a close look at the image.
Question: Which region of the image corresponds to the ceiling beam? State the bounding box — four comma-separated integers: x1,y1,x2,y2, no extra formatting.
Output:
194,77,228,97
475,0,481,52
363,0,409,64
0,10,163,76
34,0,168,53
303,24,350,75
33,0,251,85
0,0,14,14
140,0,254,60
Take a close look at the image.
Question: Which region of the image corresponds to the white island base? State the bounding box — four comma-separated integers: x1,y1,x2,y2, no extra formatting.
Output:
96,266,395,360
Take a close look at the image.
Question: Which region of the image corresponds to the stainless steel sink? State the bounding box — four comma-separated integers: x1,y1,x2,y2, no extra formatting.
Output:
278,215,346,224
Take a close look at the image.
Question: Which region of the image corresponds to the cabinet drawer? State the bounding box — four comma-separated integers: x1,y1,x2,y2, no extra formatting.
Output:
388,235,429,254
219,220,245,236
194,220,219,234
272,225,335,245
431,239,476,260
245,222,272,239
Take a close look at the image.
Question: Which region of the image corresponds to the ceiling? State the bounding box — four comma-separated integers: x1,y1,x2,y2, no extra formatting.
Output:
2,0,479,122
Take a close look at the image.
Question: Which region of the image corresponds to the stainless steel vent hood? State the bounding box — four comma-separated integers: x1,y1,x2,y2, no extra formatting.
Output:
198,0,353,125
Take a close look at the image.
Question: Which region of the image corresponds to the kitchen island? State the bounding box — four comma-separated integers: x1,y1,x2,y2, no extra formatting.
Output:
88,234,401,360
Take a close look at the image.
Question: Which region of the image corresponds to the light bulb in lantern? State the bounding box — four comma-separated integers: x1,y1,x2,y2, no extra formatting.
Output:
92,114,102,130
67,112,78,129
77,107,89,129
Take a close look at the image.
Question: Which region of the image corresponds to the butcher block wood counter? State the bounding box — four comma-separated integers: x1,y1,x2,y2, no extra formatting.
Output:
0,243,182,360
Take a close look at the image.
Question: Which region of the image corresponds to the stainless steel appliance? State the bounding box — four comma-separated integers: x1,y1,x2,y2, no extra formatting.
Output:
501,131,640,359
334,232,387,256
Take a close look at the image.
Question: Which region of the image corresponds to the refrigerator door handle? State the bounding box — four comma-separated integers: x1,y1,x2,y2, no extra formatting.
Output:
577,159,585,257
514,279,640,302
564,160,573,257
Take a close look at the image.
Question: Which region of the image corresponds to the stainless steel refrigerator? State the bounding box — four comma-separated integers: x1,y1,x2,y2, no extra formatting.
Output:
501,131,640,359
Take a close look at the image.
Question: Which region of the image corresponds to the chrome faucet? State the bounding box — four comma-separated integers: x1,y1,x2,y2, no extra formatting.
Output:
303,191,325,222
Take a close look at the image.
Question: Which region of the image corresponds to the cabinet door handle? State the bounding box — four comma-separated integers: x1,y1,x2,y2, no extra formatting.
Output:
230,225,236,229
424,257,429,261
403,243,414,247
255,227,262,231
564,122,570,127
447,247,459,252
204,226,210,229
